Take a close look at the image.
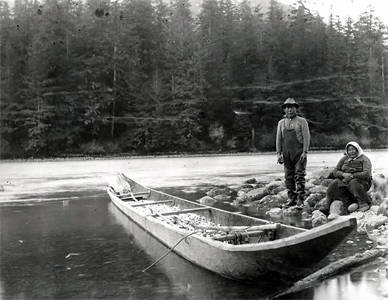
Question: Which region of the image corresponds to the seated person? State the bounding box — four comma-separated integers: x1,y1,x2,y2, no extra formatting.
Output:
321,141,372,218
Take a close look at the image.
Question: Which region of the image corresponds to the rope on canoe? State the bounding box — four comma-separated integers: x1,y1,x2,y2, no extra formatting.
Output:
142,230,200,273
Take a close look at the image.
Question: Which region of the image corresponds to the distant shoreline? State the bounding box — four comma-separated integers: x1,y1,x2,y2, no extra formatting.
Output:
1,148,387,163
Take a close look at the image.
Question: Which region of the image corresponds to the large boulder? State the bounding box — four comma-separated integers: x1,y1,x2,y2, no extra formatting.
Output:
255,195,282,209
213,194,232,202
377,199,388,216
265,181,285,194
309,178,332,187
372,174,388,197
266,207,283,218
301,211,311,221
370,205,380,214
244,187,269,202
320,179,333,187
244,178,257,184
277,190,288,202
309,185,327,194
311,210,327,227
350,210,388,233
306,179,315,189
329,200,346,216
199,196,217,206
370,191,385,205
304,193,325,208
207,186,235,198
237,190,249,197
254,182,267,189
314,197,329,212
272,185,286,195
364,214,388,230
283,206,303,216
233,194,248,205
239,184,254,189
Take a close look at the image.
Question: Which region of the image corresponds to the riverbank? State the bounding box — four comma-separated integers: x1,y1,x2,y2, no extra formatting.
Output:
2,148,388,162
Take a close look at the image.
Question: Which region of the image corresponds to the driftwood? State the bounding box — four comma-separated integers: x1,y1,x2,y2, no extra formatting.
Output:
272,248,388,299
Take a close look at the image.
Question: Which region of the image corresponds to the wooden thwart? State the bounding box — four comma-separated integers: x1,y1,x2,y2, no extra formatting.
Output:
131,200,174,207
149,207,210,217
120,191,150,200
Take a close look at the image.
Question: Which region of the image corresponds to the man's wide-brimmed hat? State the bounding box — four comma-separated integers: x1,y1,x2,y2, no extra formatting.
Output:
281,98,299,108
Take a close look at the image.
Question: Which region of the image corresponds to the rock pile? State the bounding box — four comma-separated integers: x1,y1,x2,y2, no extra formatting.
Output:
199,172,388,231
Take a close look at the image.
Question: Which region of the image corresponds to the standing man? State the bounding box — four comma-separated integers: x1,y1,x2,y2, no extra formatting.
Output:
276,98,310,208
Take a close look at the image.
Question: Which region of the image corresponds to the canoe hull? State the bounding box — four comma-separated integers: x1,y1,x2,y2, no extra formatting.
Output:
107,181,356,283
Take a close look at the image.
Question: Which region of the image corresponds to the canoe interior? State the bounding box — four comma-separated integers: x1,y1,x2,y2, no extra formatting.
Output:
111,174,306,242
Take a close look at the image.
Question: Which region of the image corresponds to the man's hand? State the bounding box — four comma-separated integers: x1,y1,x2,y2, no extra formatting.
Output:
300,152,307,163
277,153,283,164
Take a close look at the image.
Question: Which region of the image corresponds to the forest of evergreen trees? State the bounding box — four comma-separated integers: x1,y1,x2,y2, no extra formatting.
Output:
1,0,387,158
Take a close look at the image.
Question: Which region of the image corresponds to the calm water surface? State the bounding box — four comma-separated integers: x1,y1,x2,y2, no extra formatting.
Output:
1,151,388,299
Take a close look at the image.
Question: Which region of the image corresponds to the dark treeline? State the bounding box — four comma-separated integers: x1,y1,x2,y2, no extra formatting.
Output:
1,0,388,158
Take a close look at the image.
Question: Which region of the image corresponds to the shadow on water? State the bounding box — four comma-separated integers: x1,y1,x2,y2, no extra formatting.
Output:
108,202,293,299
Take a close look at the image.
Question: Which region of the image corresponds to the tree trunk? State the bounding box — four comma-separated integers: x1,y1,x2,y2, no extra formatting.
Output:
382,52,385,97
111,45,117,137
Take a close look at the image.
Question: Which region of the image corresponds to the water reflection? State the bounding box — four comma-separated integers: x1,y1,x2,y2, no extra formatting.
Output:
313,271,387,300
278,266,388,300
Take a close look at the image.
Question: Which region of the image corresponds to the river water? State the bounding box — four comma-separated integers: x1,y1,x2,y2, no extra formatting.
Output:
1,151,388,299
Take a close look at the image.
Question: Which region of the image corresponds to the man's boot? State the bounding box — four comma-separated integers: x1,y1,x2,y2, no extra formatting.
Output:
283,191,297,207
295,183,305,209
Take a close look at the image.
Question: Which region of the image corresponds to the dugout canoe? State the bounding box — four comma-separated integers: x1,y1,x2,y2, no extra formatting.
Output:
106,174,357,283
108,202,283,297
